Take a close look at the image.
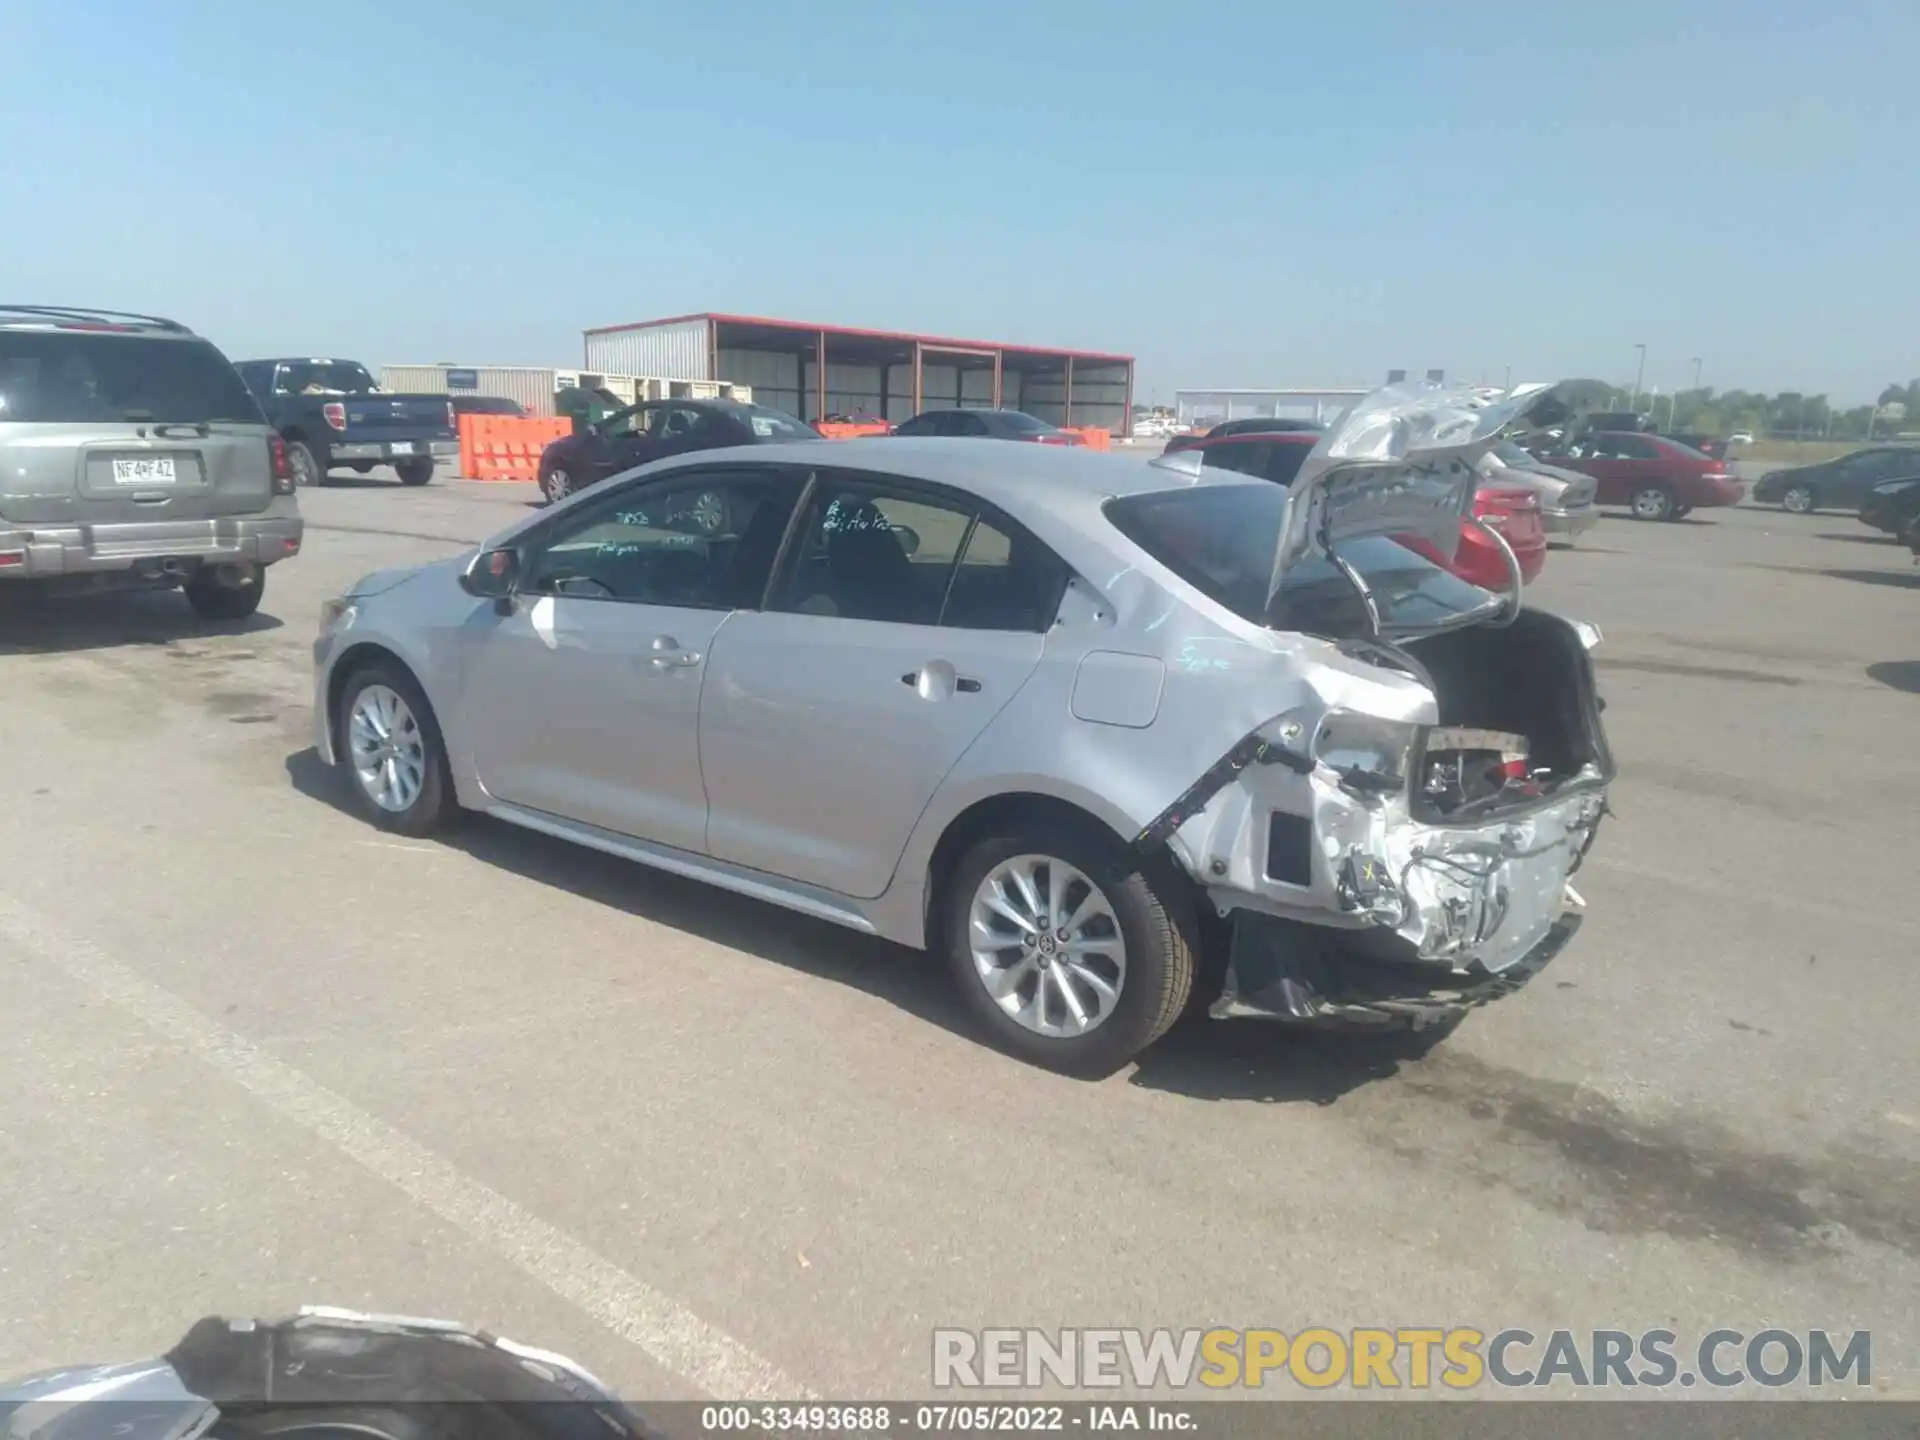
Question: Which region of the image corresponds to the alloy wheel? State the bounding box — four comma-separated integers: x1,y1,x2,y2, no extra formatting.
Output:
347,683,428,814
545,468,574,502
1781,485,1815,514
968,854,1128,1038
1631,486,1674,521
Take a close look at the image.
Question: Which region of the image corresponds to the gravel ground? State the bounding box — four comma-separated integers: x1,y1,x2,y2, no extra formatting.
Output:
1,464,1915,1404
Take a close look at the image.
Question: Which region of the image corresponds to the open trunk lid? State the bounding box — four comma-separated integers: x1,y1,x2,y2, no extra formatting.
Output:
1261,381,1559,609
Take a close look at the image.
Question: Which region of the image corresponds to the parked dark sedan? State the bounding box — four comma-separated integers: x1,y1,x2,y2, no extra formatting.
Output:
1859,476,1920,544
1752,445,1920,515
536,398,820,503
890,408,1081,443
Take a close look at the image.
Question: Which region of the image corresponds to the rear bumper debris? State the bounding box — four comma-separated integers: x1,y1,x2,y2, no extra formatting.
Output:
1211,908,1584,1030
0,513,304,579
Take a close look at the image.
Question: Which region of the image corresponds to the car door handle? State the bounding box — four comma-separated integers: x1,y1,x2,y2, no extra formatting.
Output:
900,667,981,694
649,636,702,669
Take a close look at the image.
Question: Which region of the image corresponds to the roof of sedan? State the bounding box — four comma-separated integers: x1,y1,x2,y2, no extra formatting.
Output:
673,436,1203,511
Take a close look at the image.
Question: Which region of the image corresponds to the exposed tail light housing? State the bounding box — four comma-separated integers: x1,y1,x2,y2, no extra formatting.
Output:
268,435,295,495
322,402,347,431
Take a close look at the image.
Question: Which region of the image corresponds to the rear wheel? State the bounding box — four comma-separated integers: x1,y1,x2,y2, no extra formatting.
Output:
1780,483,1817,514
943,824,1196,1077
184,562,265,621
395,458,435,486
335,663,453,837
287,440,324,488
1629,484,1677,521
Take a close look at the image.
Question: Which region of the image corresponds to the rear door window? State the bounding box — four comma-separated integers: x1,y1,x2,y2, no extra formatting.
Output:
770,478,974,625
0,331,264,425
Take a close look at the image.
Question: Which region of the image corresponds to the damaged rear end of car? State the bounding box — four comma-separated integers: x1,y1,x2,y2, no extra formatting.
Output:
1123,382,1615,1034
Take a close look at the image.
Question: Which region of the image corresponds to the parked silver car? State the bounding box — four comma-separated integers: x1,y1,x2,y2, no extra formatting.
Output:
1483,441,1599,539
0,305,303,616
311,384,1613,1075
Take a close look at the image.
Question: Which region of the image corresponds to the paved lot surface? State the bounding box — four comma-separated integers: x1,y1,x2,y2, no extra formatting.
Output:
2,467,1917,1401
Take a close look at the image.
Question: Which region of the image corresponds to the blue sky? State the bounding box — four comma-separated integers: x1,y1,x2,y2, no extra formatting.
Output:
4,0,1913,402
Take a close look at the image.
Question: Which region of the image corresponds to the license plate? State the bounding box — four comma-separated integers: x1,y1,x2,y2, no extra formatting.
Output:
389,441,420,456
112,457,176,485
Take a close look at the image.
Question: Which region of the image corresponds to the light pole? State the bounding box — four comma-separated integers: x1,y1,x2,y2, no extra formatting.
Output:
1664,389,1678,429
1629,344,1647,414
1690,356,1702,393
1503,365,1512,392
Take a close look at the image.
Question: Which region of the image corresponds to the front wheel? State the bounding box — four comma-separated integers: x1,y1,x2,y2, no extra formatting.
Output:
944,825,1196,1077
395,458,435,486
1780,483,1816,514
540,466,575,504
184,562,265,621
335,663,453,837
1629,484,1677,521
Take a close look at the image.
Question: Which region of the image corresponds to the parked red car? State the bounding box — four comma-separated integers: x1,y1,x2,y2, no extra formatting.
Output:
1168,429,1548,592
1400,486,1547,589
1530,432,1743,521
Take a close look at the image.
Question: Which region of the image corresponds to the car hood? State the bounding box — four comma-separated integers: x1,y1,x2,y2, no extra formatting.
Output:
1263,381,1558,606
348,554,470,599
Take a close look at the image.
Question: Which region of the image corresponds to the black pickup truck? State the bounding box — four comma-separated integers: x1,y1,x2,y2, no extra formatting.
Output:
233,357,457,487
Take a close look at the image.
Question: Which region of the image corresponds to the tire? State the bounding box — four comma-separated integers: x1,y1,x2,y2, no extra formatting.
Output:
943,823,1196,1077
286,440,324,488
333,661,454,837
1674,504,1693,519
1629,484,1677,522
350,462,374,474
183,562,265,621
1780,483,1816,515
540,465,575,504
395,458,435,486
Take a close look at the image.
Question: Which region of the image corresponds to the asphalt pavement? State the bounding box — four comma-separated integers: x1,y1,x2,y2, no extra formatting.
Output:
2,467,1916,1401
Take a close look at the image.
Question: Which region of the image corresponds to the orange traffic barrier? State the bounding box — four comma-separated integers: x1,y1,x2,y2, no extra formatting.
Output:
817,422,892,440
460,414,572,481
1062,427,1111,450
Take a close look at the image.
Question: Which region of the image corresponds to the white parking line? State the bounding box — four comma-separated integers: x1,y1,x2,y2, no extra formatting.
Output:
0,890,814,1402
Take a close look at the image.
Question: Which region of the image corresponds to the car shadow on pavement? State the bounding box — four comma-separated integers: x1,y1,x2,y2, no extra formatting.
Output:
1127,1012,1450,1105
1867,661,1920,694
1819,567,1920,590
281,747,967,1036
0,589,283,655
282,746,1428,1101
1817,531,1897,545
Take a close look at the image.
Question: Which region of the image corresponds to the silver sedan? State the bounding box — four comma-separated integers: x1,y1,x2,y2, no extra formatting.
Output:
311,385,1614,1075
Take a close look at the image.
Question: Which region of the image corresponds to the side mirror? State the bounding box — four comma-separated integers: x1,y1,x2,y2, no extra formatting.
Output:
460,547,520,606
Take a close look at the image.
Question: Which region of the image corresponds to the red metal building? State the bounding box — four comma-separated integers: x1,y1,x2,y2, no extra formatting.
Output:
582,311,1134,432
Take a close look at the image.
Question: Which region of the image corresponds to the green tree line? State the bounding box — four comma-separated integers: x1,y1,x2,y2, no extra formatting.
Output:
1554,377,1919,441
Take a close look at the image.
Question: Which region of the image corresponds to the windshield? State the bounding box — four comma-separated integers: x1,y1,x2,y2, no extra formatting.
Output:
277,359,378,395
1104,484,1499,637
741,406,821,438
0,331,265,424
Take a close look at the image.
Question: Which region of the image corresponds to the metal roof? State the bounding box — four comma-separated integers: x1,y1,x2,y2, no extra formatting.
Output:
584,311,1133,365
